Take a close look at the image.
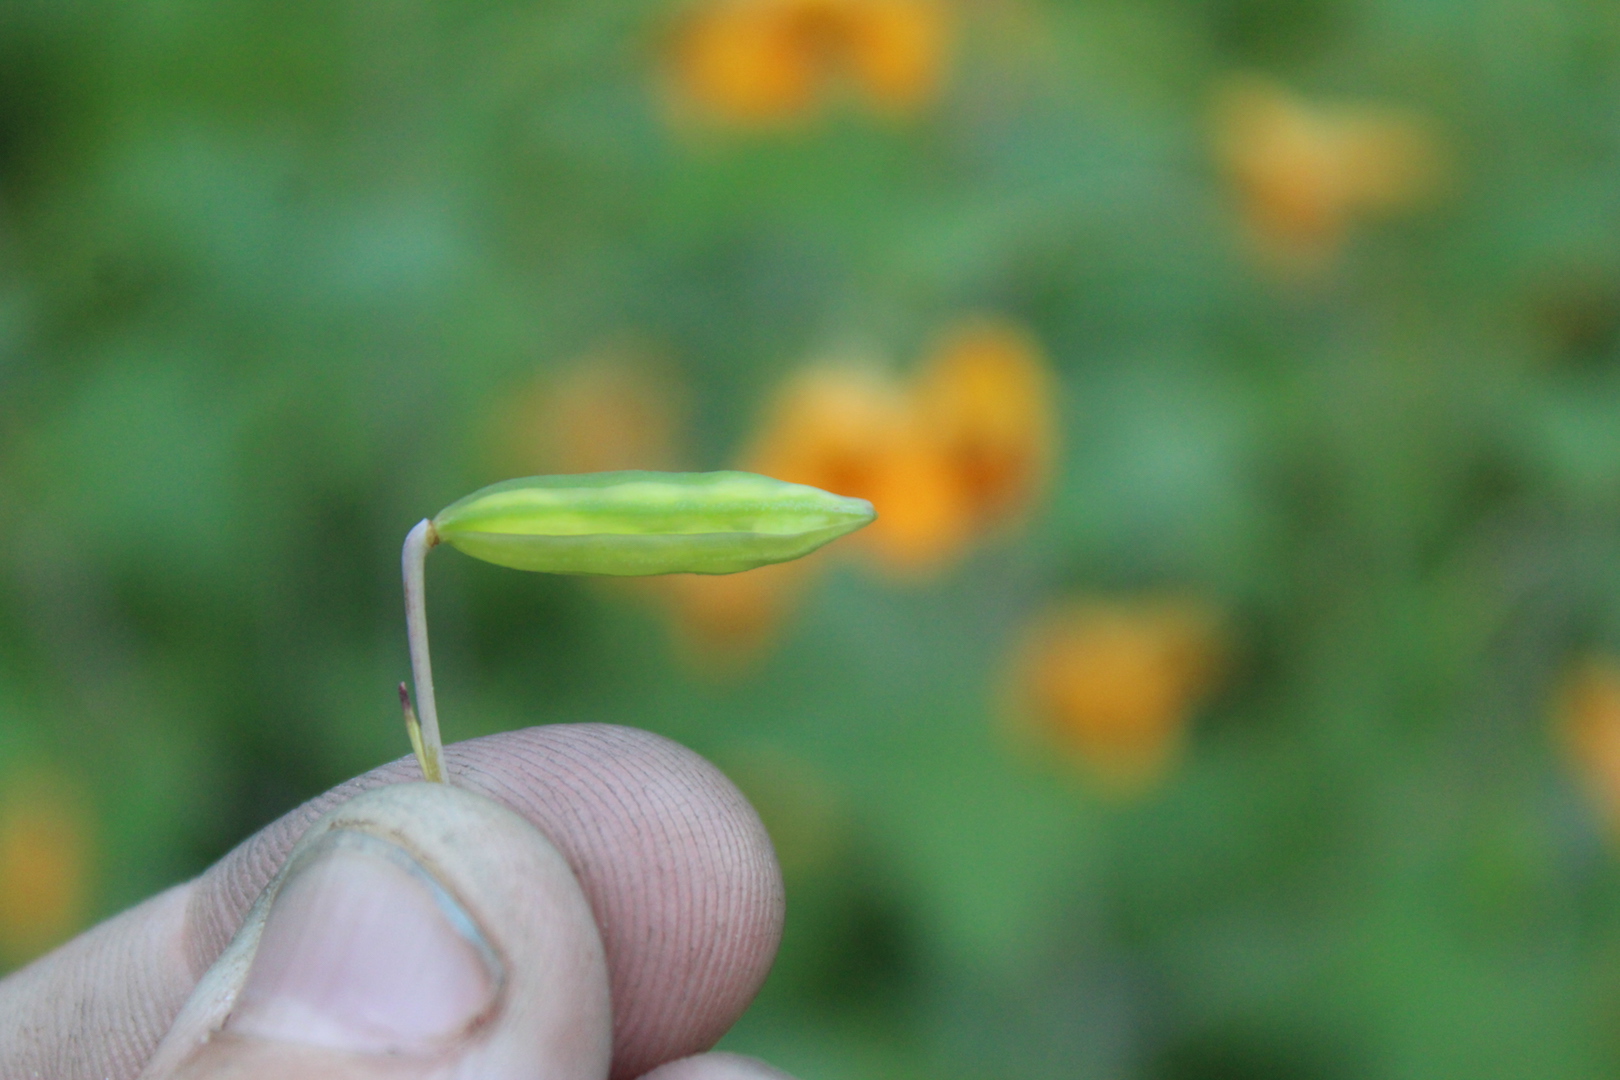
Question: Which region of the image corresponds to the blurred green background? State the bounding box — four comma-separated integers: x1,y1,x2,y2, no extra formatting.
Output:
6,0,1620,1076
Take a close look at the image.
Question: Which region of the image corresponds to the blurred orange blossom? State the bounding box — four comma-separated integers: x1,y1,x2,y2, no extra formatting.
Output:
743,363,968,575
667,319,1056,664
0,771,93,965
1556,657,1620,830
914,321,1055,534
747,320,1056,576
1213,75,1442,272
1008,597,1226,793
668,0,952,125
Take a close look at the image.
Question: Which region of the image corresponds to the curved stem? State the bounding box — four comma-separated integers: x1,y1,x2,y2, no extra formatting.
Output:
402,518,446,782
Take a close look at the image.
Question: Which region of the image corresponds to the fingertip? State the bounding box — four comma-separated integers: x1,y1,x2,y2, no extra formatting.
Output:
448,726,785,1076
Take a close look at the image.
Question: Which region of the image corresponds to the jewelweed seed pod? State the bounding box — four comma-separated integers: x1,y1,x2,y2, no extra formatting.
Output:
431,470,877,576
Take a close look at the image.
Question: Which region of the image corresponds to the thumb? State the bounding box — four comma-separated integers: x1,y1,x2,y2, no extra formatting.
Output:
138,782,611,1080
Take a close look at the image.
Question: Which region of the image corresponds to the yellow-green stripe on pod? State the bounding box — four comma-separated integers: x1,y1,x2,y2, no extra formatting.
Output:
432,470,876,576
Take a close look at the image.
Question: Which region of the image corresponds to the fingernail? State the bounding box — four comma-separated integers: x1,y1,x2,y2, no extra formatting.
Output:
227,830,500,1054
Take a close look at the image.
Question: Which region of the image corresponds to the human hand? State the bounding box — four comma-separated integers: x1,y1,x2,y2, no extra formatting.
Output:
0,725,792,1080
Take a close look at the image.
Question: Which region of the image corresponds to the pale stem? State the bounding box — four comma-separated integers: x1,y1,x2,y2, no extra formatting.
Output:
402,518,446,782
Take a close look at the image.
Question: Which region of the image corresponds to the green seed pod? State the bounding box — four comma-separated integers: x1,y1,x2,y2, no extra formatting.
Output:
431,470,876,576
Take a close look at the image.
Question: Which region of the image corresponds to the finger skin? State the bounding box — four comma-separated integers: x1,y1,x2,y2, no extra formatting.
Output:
0,886,194,1080
146,783,612,1080
0,724,784,1080
639,1052,798,1079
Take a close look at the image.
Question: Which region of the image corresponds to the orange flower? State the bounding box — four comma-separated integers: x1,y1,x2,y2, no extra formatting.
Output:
0,772,93,965
1556,658,1620,829
669,0,951,125
1010,598,1226,793
666,320,1055,670
746,325,1055,575
661,367,893,664
913,320,1055,533
665,362,960,665
491,345,685,477
743,362,973,575
839,0,949,112
1213,76,1442,271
